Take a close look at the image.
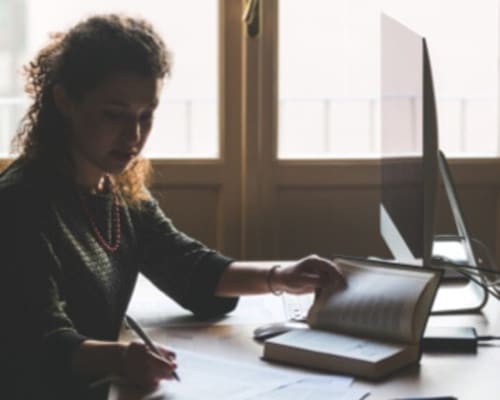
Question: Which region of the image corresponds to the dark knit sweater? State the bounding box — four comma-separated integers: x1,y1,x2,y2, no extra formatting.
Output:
0,159,237,400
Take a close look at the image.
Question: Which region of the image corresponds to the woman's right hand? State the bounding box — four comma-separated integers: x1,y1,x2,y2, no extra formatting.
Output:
121,341,178,387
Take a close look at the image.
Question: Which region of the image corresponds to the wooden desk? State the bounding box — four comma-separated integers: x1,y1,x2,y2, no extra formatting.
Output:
356,298,500,399
111,275,500,400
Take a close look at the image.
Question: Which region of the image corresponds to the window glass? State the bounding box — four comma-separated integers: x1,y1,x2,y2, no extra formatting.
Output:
0,0,218,158
278,0,498,158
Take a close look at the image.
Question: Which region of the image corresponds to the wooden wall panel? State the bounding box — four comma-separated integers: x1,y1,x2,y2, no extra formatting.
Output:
2,159,500,267
151,186,221,250
274,187,389,260
149,180,500,269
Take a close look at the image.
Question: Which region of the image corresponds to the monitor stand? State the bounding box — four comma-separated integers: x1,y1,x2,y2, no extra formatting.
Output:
430,151,488,315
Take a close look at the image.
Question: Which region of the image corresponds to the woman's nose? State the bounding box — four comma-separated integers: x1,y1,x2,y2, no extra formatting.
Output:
123,118,142,144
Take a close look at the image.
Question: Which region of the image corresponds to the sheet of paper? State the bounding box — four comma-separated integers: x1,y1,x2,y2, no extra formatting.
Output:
247,380,370,400
139,349,354,400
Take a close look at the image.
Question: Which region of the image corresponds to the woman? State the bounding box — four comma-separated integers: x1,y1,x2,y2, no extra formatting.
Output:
0,14,344,400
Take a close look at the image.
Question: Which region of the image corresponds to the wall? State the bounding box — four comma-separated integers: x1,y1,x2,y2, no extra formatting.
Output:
150,159,500,268
2,158,500,267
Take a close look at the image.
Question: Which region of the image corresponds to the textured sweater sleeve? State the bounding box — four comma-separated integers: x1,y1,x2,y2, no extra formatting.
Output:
136,199,238,318
0,187,88,396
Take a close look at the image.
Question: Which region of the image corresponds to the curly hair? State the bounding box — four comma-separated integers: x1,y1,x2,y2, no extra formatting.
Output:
12,14,172,206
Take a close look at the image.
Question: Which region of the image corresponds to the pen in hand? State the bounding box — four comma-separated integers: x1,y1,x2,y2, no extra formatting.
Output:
125,315,181,382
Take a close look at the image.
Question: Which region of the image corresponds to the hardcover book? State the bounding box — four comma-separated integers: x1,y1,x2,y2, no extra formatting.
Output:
263,256,441,380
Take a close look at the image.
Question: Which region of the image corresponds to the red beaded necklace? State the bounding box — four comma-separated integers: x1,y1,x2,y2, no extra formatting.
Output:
79,188,121,253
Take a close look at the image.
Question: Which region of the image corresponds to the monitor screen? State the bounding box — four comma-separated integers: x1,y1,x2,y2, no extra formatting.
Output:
380,14,438,265
380,14,487,314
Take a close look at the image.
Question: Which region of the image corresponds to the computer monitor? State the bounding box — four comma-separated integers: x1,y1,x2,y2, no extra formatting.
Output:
380,14,438,267
380,14,488,313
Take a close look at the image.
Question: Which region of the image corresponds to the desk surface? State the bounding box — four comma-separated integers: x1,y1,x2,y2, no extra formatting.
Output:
111,274,500,400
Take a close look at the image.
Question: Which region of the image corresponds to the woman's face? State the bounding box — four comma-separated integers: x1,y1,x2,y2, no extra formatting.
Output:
57,72,162,186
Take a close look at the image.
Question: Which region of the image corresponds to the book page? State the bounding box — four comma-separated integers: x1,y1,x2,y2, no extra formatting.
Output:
308,259,435,343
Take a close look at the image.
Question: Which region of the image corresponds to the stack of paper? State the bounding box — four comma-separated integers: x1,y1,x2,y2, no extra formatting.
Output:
130,349,370,400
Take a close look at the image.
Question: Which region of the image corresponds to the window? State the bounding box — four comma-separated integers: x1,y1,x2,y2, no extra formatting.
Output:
0,0,219,158
278,0,498,158
2,1,498,159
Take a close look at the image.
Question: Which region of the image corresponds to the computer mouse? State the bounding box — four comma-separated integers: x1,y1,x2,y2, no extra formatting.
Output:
253,321,307,341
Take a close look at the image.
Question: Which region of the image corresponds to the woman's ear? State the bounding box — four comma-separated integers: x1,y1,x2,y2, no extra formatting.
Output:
52,84,72,117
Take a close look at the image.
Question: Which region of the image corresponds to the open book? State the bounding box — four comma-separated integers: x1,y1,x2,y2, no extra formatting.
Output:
263,256,441,380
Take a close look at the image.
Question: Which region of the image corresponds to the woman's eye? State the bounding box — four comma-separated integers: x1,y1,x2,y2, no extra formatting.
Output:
103,110,124,119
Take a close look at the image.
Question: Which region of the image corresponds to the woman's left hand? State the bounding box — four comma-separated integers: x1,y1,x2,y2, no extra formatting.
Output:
271,254,346,294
